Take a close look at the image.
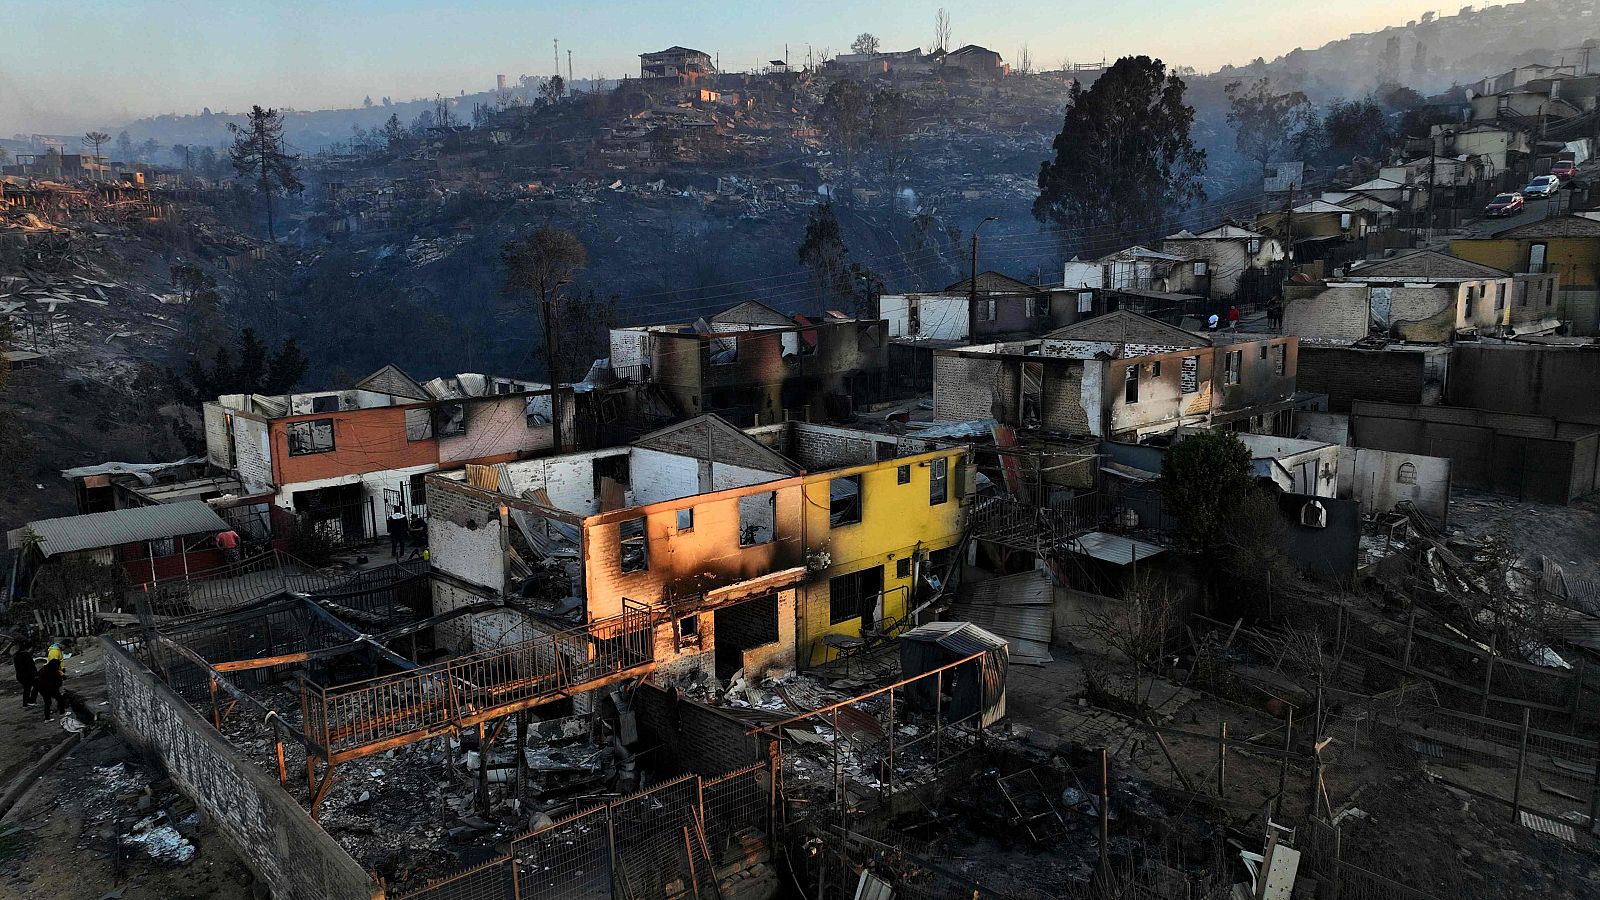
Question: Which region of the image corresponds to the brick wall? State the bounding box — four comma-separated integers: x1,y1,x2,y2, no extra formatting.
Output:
232,415,273,493
1283,285,1368,341
1297,346,1429,413
103,640,380,900
633,684,765,776
790,424,881,469
933,353,1001,421
1040,362,1090,435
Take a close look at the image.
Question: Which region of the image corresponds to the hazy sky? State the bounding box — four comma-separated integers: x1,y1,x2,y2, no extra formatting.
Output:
5,0,1460,135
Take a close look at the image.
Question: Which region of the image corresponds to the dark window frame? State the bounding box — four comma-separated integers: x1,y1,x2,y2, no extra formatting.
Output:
829,565,884,625
286,418,336,456
619,516,648,573
929,457,949,506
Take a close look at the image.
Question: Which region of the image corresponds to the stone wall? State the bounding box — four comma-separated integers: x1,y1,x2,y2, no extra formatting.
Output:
102,640,380,900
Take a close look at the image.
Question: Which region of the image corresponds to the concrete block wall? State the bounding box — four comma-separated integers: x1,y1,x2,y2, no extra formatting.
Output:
1297,347,1429,414
1283,285,1369,341
633,684,765,776
933,354,1001,421
103,641,380,900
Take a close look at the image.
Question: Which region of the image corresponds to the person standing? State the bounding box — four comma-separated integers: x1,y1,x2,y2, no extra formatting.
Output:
35,657,65,720
1267,298,1283,332
215,527,241,564
1227,305,1241,331
386,506,409,559
12,642,36,708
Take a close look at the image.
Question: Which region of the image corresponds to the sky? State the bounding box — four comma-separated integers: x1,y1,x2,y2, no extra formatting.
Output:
4,0,1461,135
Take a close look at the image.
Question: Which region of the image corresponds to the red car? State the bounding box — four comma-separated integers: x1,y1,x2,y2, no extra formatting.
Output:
1485,192,1525,217
1552,160,1577,180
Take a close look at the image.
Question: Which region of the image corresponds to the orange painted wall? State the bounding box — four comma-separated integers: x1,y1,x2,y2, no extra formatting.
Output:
270,407,438,485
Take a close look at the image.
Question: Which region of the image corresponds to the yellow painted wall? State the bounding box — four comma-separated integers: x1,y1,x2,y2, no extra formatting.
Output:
1452,238,1600,290
795,448,967,667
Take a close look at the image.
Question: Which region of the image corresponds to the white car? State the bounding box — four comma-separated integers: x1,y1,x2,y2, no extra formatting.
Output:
1523,175,1562,197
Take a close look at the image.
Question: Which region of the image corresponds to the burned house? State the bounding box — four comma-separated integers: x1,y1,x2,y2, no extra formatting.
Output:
426,414,967,678
1253,200,1376,264
201,366,575,547
607,300,889,426
932,311,1303,442
1160,224,1288,303
639,46,716,82
1282,249,1560,343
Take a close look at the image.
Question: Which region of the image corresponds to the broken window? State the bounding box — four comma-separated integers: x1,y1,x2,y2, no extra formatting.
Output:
593,455,631,496
829,565,883,625
1397,462,1417,485
929,457,949,506
1192,261,1208,277
286,418,335,456
436,402,466,437
1529,243,1547,274
405,407,433,441
409,472,428,507
710,334,738,365
1339,213,1352,231
1547,280,1555,307
1124,364,1140,404
1518,282,1529,308
1495,283,1505,310
897,464,910,485
1181,356,1199,394
1020,360,1043,429
1300,500,1327,529
875,441,896,461
1077,291,1093,314
1258,344,1269,360
1151,360,1161,377
1027,296,1050,318
311,394,340,413
676,508,694,531
524,396,550,428
1225,351,1242,385
830,475,862,527
896,557,912,579
619,516,648,573
1247,238,1262,255
738,491,775,546
1273,344,1286,376
908,299,921,335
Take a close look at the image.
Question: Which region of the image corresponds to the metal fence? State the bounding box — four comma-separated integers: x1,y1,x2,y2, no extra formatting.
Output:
398,764,772,900
128,550,289,620
302,600,654,762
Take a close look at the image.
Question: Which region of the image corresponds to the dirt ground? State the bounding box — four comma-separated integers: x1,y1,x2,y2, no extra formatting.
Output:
1450,490,1600,581
0,641,256,900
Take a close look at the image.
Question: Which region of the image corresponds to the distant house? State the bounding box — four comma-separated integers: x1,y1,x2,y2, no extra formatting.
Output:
1452,215,1600,335
1160,225,1287,302
1063,246,1204,295
7,501,232,593
1429,123,1532,175
932,310,1303,441
879,272,1069,343
1281,249,1558,343
639,46,716,81
1254,201,1375,263
607,300,889,426
943,45,1008,79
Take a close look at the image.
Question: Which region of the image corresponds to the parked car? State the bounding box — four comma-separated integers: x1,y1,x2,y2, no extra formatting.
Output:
1523,175,1562,197
1552,160,1577,180
1485,192,1525,217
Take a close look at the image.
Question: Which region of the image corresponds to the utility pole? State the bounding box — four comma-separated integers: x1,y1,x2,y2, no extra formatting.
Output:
968,217,997,344
553,39,560,77
568,50,574,87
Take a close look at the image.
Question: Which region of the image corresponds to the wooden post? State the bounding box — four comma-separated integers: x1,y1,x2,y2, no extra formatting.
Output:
1401,606,1417,671
275,739,287,785
1512,707,1531,821
1569,657,1586,733
1098,748,1110,872
476,722,491,815
1217,722,1228,797
209,677,220,729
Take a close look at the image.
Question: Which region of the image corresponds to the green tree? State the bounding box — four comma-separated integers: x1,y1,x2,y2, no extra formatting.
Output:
227,105,303,240
1323,98,1393,163
382,113,407,148
1035,56,1205,252
1225,77,1313,182
1162,430,1255,552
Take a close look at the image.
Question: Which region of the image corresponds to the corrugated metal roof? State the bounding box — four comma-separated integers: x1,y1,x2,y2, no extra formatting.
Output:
11,501,229,557
903,620,1008,654
1071,532,1165,565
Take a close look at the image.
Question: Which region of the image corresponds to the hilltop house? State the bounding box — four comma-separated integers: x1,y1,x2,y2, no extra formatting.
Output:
639,46,716,82
1160,225,1287,302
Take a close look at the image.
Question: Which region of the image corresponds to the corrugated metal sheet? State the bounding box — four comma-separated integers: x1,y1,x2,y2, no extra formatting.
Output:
963,570,1054,606
947,603,1052,643
11,501,229,557
900,621,1009,726
1071,531,1165,565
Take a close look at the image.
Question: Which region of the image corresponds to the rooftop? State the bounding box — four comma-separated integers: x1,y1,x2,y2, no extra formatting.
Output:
1343,249,1509,282
9,500,229,557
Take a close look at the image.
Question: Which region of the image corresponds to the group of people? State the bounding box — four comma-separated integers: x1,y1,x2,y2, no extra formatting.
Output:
11,640,69,720
386,506,429,561
1204,299,1285,332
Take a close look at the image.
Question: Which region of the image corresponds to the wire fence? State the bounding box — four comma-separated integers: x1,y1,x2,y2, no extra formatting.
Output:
398,763,772,900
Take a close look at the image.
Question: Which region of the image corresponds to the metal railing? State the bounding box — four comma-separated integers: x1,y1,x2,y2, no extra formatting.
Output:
302,600,654,762
967,493,1101,554
399,764,771,900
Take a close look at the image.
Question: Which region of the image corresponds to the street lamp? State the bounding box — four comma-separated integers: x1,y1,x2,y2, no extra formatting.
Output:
969,216,998,343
